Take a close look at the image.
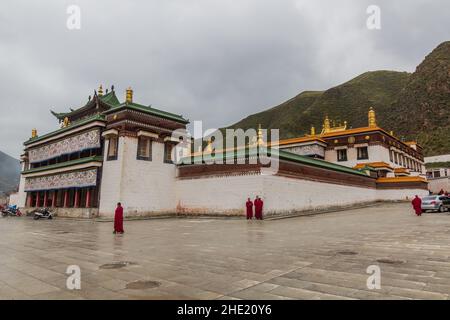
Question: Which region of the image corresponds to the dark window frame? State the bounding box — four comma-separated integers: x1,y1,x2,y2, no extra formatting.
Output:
337,149,347,162
136,137,152,161
164,143,174,164
357,146,369,160
107,136,119,161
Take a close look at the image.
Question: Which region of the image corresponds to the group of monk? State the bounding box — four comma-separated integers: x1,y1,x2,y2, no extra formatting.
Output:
246,196,264,220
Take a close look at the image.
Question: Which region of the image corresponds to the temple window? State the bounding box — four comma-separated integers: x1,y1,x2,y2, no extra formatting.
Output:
337,149,347,162
389,150,393,162
357,147,368,160
107,136,119,161
394,152,398,164
137,137,152,161
164,143,174,164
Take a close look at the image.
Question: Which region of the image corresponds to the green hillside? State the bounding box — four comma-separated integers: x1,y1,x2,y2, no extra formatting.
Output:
226,41,450,156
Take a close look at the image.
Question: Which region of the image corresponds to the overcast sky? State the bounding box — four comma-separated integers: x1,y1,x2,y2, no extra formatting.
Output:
0,0,449,158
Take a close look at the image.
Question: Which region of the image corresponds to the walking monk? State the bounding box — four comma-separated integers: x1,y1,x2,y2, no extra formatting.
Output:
411,195,422,216
114,202,124,234
254,196,264,220
246,198,254,220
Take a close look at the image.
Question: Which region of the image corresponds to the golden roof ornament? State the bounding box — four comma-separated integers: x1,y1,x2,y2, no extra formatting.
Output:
31,128,38,139
257,124,265,146
368,107,376,127
321,115,347,134
205,138,213,153
126,87,133,103
62,117,70,128
310,126,316,136
98,84,103,96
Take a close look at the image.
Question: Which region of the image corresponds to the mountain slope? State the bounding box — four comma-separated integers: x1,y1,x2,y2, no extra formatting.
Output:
227,41,450,156
0,151,20,194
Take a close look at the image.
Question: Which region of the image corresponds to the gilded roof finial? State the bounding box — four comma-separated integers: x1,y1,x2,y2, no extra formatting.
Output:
310,126,316,136
368,107,376,127
205,138,213,153
31,128,38,139
257,124,265,146
126,87,133,103
323,115,331,133
98,84,103,96
62,117,70,128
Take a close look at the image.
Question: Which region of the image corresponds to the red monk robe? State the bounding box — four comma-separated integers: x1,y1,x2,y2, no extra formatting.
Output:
246,198,254,220
114,202,124,234
411,196,422,216
254,197,264,220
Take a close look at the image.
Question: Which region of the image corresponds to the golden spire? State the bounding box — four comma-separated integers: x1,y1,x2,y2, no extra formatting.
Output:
323,115,331,133
62,117,70,128
310,126,316,136
205,138,213,153
257,124,265,146
368,107,376,127
98,84,103,96
126,87,133,103
31,128,38,138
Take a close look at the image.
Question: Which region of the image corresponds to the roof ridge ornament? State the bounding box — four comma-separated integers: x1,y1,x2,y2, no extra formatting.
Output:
98,84,103,96
126,87,133,103
368,107,377,127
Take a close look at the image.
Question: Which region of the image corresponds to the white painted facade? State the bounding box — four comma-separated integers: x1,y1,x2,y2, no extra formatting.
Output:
175,173,428,217
99,136,177,217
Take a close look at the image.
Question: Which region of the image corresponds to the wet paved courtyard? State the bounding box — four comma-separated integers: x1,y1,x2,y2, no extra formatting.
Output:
1,202,450,300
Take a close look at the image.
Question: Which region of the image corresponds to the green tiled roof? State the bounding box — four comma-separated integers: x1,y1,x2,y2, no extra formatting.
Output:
103,102,189,124
22,156,103,175
181,147,369,177
24,114,106,146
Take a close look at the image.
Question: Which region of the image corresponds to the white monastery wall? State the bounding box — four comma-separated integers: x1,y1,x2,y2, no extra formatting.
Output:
427,178,450,194
175,174,263,215
174,173,428,217
98,138,123,216
425,154,450,163
99,136,177,217
260,175,377,215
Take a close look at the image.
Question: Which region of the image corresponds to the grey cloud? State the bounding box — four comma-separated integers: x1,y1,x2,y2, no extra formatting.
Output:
0,0,449,157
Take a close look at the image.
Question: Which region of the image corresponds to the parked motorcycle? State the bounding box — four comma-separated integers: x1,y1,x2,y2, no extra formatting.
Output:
1,205,22,217
33,208,53,220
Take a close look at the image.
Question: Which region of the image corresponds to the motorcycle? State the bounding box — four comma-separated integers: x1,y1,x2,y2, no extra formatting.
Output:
33,208,53,220
1,205,22,217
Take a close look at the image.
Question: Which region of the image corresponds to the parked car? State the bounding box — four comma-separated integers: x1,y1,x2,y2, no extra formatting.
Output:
421,196,450,213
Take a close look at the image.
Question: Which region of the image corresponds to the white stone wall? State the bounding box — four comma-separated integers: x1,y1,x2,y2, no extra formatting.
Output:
175,174,263,215
425,154,450,163
427,178,450,194
325,144,390,168
16,161,28,208
99,136,177,217
175,173,429,217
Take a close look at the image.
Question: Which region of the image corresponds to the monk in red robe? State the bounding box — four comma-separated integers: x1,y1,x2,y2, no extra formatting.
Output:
254,196,264,220
246,198,254,220
411,195,422,216
114,202,124,234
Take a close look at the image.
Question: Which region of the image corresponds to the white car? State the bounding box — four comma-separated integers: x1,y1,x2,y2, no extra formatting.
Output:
421,195,450,213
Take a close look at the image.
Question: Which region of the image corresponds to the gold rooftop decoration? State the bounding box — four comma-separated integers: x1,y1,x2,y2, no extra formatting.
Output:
126,87,133,103
98,84,103,96
62,117,70,128
368,107,377,127
257,124,265,146
320,115,347,134
310,126,316,136
31,128,38,138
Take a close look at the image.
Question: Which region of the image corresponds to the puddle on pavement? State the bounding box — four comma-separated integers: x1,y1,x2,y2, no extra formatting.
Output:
99,261,137,270
126,280,161,290
376,258,406,265
337,250,358,255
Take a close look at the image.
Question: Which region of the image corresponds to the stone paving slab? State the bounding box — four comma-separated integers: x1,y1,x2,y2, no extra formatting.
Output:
1,202,450,299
